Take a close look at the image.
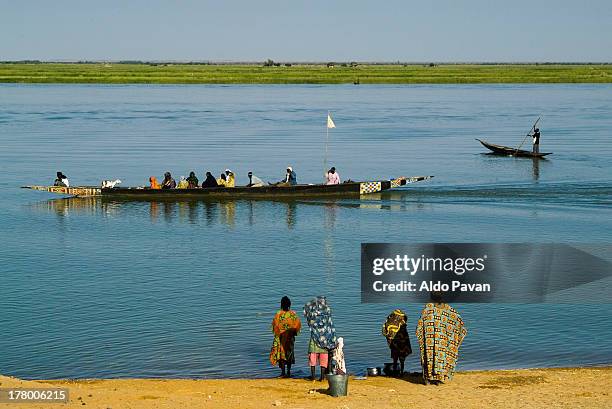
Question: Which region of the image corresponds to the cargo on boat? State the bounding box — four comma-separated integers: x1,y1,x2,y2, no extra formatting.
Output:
23,176,433,199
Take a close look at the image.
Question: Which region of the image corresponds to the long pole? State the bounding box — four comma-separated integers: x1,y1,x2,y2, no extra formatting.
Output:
324,110,329,180
515,116,541,154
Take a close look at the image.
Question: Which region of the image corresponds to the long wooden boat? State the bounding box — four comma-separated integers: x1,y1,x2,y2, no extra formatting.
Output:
476,139,552,158
23,176,433,199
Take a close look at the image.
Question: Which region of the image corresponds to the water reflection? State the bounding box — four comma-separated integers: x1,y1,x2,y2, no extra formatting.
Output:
532,158,540,181
26,197,336,230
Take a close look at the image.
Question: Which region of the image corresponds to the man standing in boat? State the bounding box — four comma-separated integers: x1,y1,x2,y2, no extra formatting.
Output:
532,127,541,154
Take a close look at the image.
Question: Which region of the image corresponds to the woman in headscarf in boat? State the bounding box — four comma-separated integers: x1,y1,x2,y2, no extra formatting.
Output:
382,309,412,376
270,296,302,378
416,292,467,385
54,171,70,187
149,176,160,189
326,167,340,185
177,176,189,189
272,166,297,186
285,166,297,185
217,172,227,187
303,296,338,381
161,172,176,189
201,171,218,188
186,171,199,189
224,169,235,187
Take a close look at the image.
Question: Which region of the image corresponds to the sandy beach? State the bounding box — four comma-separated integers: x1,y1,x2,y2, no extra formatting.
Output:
1,367,610,409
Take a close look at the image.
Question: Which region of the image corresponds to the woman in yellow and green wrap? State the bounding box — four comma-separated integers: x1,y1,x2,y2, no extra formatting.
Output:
270,296,301,378
382,309,412,376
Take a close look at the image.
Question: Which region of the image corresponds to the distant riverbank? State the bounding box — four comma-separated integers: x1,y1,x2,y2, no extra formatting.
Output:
1,63,611,84
1,367,610,408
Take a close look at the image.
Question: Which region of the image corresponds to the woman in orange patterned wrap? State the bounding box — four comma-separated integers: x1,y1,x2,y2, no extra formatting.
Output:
416,292,467,385
270,296,301,378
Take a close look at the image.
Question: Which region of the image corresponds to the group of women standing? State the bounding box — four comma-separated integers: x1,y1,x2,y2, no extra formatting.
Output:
270,293,467,385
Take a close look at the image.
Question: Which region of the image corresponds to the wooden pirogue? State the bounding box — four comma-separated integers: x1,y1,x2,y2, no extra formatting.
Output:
23,176,433,199
476,139,552,158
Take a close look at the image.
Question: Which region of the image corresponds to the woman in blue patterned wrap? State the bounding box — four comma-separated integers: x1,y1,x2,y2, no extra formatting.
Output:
303,296,337,381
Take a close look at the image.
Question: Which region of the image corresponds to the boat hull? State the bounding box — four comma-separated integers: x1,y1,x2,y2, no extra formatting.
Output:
23,176,432,200
476,139,552,158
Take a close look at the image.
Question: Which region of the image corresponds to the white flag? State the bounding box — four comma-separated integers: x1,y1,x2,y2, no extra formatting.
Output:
327,113,336,129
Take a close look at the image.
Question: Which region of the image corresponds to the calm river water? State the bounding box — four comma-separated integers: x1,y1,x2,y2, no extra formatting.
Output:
0,84,611,379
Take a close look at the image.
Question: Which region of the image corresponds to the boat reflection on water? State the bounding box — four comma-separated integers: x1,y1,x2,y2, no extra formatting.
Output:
147,200,239,226
25,197,341,230
25,191,428,230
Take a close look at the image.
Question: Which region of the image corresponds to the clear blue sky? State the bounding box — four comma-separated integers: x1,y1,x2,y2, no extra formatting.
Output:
2,0,611,62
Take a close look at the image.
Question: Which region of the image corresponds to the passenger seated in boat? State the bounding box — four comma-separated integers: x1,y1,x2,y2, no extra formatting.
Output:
161,172,177,189
149,176,160,189
271,167,297,186
177,176,189,189
202,172,219,188
53,171,70,187
224,169,235,187
286,167,297,185
326,167,340,185
268,166,297,186
247,171,265,187
186,171,199,188
217,173,227,187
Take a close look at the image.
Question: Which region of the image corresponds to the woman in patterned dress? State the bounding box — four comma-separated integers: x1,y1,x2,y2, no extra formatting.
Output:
270,296,301,378
416,292,467,385
303,296,338,381
382,309,412,376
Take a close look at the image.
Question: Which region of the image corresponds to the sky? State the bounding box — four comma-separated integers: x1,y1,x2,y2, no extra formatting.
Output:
1,0,611,62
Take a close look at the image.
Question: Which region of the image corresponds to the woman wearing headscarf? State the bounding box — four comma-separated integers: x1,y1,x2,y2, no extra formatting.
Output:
270,296,301,378
217,173,227,187
326,167,340,185
416,292,467,385
224,169,235,187
186,171,199,189
303,296,338,381
382,309,412,376
201,172,219,188
53,171,70,187
177,176,189,189
149,176,160,189
161,172,176,189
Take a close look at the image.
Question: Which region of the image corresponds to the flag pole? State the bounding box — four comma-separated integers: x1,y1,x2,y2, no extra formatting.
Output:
324,110,329,181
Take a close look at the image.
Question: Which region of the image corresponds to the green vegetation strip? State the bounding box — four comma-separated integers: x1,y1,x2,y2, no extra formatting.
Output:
0,63,611,84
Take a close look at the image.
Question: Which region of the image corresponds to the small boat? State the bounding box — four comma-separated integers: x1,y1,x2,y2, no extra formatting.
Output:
476,139,552,158
22,176,433,199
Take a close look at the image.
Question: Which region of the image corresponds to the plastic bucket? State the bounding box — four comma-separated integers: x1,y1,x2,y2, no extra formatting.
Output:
327,374,349,397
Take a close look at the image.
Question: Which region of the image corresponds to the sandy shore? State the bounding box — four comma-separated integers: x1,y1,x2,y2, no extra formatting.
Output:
1,367,610,409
